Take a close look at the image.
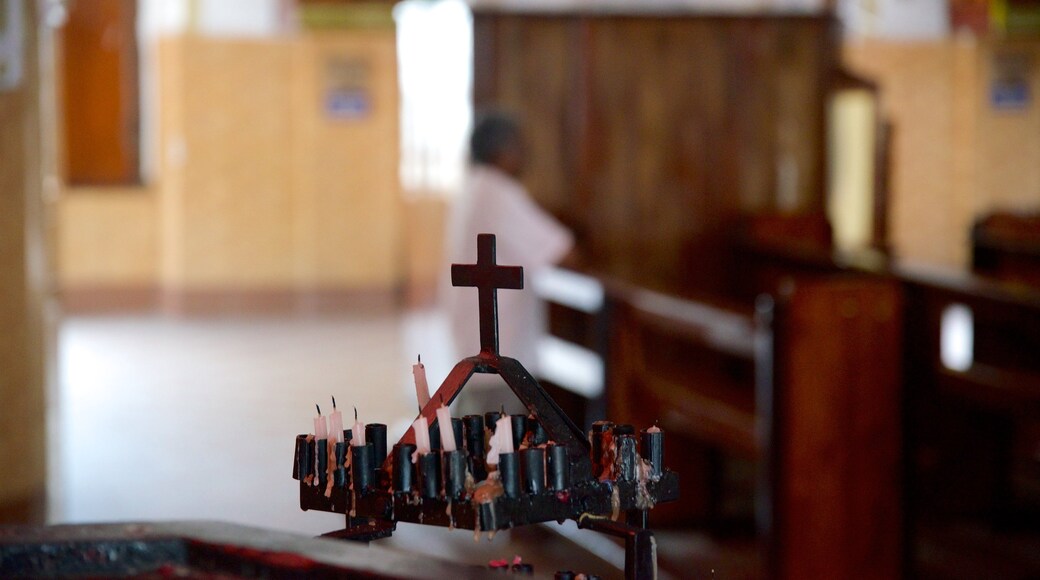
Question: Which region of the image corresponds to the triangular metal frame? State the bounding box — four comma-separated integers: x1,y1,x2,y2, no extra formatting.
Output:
383,352,592,483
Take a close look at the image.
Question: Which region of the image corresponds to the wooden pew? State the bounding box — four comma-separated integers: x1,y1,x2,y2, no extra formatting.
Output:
901,267,1040,579
603,282,758,533
540,270,904,579
724,228,1040,577
972,212,1040,287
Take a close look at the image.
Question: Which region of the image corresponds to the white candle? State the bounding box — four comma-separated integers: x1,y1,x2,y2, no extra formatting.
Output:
436,406,456,452
412,416,431,456
486,416,514,466
328,398,343,444
496,416,514,455
412,356,431,410
313,405,328,440
486,430,500,465
352,407,366,447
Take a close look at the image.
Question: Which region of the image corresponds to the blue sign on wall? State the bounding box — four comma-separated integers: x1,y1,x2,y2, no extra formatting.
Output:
324,56,371,120
990,53,1033,111
326,90,370,119
991,79,1030,110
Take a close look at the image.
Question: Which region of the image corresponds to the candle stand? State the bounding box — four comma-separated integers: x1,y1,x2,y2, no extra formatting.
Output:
292,234,679,579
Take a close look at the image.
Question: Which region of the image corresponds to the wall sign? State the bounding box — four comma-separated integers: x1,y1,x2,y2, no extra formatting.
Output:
991,52,1033,111
324,55,370,120
0,0,25,92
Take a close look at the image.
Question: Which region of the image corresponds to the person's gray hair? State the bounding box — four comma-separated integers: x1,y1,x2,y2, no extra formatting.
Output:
470,111,520,165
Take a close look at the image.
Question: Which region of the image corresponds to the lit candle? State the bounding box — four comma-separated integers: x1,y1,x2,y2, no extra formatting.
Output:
314,404,328,440
412,416,431,456
436,405,456,452
328,397,343,444
412,355,431,411
352,407,366,447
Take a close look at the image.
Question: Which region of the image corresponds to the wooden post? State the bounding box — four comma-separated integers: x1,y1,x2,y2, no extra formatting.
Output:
0,0,48,524
763,278,903,579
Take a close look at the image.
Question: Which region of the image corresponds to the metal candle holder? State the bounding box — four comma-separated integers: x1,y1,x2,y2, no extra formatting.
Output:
292,234,678,579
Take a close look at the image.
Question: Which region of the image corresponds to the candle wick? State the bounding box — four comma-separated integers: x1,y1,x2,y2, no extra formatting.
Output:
418,353,421,364
332,395,337,410
316,404,321,416
354,406,358,421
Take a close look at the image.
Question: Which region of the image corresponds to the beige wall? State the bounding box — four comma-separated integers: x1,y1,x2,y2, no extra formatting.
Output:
58,27,402,303
975,41,1040,215
290,33,402,290
845,39,1040,268
160,37,297,289
56,187,158,288
0,1,47,521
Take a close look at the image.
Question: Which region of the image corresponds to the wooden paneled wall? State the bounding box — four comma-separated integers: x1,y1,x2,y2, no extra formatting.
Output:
474,12,838,296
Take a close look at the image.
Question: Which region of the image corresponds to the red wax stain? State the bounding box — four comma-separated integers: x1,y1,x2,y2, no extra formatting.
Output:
213,545,316,569
555,490,570,502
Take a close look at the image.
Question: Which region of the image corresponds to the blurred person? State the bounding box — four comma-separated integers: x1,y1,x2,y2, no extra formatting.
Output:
442,111,573,391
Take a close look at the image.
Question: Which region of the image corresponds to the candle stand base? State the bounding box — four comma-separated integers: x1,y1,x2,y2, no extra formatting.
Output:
320,518,397,543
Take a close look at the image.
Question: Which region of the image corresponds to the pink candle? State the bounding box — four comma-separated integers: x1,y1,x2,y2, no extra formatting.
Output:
313,405,328,440
412,355,431,410
352,407,366,447
436,406,456,452
328,398,343,444
412,417,431,456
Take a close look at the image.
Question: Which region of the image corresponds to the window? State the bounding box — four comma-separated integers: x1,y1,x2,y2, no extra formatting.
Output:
395,0,472,197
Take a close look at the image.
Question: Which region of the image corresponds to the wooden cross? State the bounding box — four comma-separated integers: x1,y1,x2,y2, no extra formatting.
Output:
451,234,523,356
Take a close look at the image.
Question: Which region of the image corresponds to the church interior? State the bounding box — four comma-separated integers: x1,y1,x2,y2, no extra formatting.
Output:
2,0,1040,577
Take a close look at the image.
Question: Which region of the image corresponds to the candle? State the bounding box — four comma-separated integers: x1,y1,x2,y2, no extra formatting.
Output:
328,397,343,444
313,404,328,488
412,416,431,456
496,415,514,454
486,415,514,466
352,407,366,447
313,404,328,440
486,430,500,466
412,355,431,411
436,405,456,452
641,426,664,479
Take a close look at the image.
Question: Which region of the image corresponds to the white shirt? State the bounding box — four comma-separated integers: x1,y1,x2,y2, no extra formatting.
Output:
442,165,574,373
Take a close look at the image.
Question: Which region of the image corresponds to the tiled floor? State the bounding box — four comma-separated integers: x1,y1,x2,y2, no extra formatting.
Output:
47,309,631,577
